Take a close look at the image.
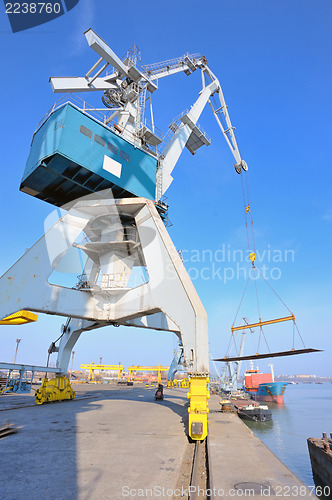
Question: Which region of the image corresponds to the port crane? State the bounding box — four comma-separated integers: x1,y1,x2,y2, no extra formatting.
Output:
0,28,249,440
127,364,169,383
167,343,186,382
217,317,252,392
80,362,124,381
49,29,248,195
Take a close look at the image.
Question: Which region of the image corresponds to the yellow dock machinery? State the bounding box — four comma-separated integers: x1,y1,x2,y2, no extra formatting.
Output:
35,376,75,405
127,364,169,384
80,362,124,381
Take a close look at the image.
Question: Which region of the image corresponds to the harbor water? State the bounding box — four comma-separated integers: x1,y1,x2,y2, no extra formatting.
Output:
244,383,332,496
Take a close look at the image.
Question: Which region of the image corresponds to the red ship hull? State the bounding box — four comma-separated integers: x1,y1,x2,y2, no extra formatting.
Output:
249,392,285,404
244,370,288,405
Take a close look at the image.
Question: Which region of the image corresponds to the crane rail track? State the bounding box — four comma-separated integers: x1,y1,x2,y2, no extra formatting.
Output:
189,437,214,499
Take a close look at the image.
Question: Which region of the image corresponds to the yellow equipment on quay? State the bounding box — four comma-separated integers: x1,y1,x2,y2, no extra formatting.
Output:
167,378,190,388
80,362,124,381
35,376,75,405
187,376,210,441
127,364,169,384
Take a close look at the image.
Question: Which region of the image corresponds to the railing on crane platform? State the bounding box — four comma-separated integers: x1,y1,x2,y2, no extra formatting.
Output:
32,93,165,158
143,52,201,77
76,270,148,291
168,108,211,144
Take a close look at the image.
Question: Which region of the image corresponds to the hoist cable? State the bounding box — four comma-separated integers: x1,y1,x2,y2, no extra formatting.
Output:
240,171,251,251
245,169,252,205
232,273,251,327
261,326,271,353
257,326,262,353
255,267,293,315
251,266,262,321
294,322,306,349
225,333,233,357
244,172,256,253
226,331,239,358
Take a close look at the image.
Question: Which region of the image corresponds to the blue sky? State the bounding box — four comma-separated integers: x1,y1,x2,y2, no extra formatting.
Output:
0,0,331,376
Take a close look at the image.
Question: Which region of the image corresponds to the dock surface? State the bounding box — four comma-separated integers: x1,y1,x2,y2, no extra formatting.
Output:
0,384,316,499
209,396,315,497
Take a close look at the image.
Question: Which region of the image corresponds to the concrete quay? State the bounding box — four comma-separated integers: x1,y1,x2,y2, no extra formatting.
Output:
0,385,189,500
208,395,315,498
0,385,316,499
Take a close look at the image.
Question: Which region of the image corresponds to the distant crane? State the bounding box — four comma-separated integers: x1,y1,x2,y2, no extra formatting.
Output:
13,339,21,364
219,317,253,392
167,343,186,381
209,353,222,382
80,363,124,381
127,364,169,384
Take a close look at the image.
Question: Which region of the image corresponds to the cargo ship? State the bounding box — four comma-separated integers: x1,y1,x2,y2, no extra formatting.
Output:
243,364,288,404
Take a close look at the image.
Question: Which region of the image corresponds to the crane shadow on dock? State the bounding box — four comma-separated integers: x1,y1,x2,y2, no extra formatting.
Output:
0,384,190,500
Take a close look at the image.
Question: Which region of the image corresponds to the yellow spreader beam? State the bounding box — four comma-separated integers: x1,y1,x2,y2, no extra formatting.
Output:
0,310,38,325
231,314,295,332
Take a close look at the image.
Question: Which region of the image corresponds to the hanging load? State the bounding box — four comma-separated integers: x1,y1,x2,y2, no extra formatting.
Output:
214,270,322,364
215,348,321,363
214,144,322,365
216,314,322,361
